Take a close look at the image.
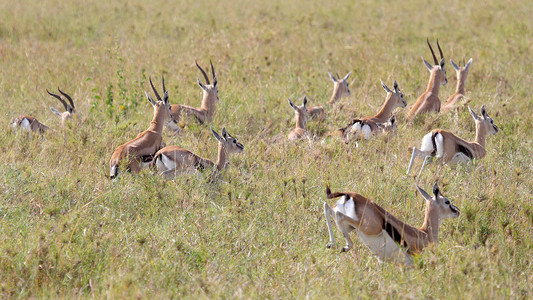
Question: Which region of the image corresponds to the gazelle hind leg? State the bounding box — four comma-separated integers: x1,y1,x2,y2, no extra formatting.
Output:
335,211,355,252
417,155,433,183
407,147,429,174
324,203,336,249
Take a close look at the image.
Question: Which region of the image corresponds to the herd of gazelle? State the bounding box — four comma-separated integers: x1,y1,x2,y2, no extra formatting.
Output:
11,39,499,266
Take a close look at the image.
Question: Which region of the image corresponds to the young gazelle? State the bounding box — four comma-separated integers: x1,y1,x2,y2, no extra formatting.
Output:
287,97,308,141
324,183,460,266
47,88,75,126
152,127,244,178
441,58,473,113
336,80,406,142
407,39,447,122
109,77,172,178
166,60,219,133
407,106,498,180
12,115,50,134
327,72,351,105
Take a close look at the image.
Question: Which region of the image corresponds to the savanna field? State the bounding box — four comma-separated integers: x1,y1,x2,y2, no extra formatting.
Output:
1,0,532,298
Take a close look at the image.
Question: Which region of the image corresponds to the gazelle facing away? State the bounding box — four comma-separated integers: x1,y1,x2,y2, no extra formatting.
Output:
166,60,219,134
152,127,244,178
441,58,473,113
287,97,308,141
336,80,406,142
12,115,50,134
109,77,172,178
47,88,75,126
324,182,460,266
327,72,351,104
407,39,447,122
407,106,498,180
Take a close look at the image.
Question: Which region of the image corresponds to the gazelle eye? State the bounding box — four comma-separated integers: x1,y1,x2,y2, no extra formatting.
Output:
445,201,450,205
233,140,236,144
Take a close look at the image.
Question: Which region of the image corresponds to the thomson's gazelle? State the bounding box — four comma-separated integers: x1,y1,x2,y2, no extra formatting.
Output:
47,88,75,126
287,97,308,141
12,115,50,134
324,183,460,266
441,58,473,113
327,72,351,104
407,105,498,180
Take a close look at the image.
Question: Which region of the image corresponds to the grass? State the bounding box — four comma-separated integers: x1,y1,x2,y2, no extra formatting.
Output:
1,0,532,298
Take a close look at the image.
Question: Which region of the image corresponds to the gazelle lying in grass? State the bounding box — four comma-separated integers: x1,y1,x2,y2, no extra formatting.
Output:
47,88,75,126
336,80,406,142
12,115,50,134
407,39,447,122
441,58,473,113
152,127,244,178
287,97,308,141
166,60,219,134
306,72,352,120
324,182,460,266
109,77,172,178
407,106,498,180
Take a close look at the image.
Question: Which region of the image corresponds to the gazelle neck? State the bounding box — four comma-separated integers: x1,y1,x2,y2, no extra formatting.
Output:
425,68,442,95
295,113,306,130
329,84,341,104
200,89,217,119
149,107,167,133
474,122,488,148
420,204,440,244
216,142,227,171
455,71,467,94
372,93,396,122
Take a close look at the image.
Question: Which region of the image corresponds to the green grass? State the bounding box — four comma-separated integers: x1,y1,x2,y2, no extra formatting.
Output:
1,0,532,298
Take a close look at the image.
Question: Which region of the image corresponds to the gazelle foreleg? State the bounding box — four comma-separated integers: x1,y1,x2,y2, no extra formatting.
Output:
181,105,207,124
324,203,336,249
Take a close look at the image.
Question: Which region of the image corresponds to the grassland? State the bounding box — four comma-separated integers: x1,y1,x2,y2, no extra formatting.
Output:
1,0,532,298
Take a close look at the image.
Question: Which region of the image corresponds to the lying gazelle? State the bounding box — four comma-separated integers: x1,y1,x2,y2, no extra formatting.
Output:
324,182,460,266
327,72,351,104
407,39,447,122
166,60,219,134
287,96,308,141
12,115,50,134
441,58,473,113
109,77,172,178
336,80,406,142
152,127,244,178
47,88,75,126
407,106,498,180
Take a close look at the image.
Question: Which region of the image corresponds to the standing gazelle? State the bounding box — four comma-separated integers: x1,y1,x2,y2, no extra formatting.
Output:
166,60,219,134
152,127,244,178
407,39,447,122
441,58,473,113
324,183,460,266
336,80,406,142
47,88,75,126
109,77,172,178
407,106,498,180
287,97,308,141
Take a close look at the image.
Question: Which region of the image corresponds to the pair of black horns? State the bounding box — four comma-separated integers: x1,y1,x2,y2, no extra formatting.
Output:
426,38,444,65
47,88,74,112
195,60,216,84
149,76,167,101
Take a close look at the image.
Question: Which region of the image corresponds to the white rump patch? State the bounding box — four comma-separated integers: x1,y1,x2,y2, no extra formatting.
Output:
334,195,358,222
434,133,444,158
20,118,31,131
420,132,434,153
362,124,372,140
348,122,362,141
156,154,175,172
356,229,413,266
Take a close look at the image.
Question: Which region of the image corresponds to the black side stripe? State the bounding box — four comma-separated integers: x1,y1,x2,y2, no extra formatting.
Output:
431,132,438,156
384,220,407,247
457,144,474,159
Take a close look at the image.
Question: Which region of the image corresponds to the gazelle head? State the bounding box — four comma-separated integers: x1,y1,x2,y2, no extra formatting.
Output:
416,182,460,220
47,88,75,114
196,60,219,104
212,127,244,154
422,38,447,86
288,96,308,129
450,58,473,84
380,79,407,109
328,72,351,103
468,105,499,135
145,76,172,124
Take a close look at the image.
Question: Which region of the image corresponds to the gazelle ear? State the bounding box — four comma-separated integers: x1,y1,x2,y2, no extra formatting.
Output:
432,182,440,200
328,72,337,82
221,127,228,139
393,80,399,92
163,91,169,104
439,58,445,68
145,92,156,107
212,76,218,87
380,79,391,93
468,106,479,120
302,96,308,107
422,57,433,71
342,71,352,81
288,98,297,110
481,105,488,119
450,59,460,71
211,128,224,143
465,58,473,71
416,185,432,201
197,78,207,91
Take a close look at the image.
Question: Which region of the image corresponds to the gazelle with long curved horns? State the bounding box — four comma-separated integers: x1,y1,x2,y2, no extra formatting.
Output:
407,105,498,180
166,60,219,134
441,58,473,113
152,127,244,178
12,115,50,134
287,96,308,141
324,182,460,266
109,76,172,178
407,39,447,122
336,79,407,142
47,88,76,126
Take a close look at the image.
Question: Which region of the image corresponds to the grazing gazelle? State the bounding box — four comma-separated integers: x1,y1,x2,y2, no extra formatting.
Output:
109,77,172,178
441,58,473,113
336,79,406,142
327,72,351,105
47,88,75,126
407,39,447,122
12,115,50,134
166,60,219,134
323,182,460,266
407,106,498,180
152,127,244,178
287,96,308,141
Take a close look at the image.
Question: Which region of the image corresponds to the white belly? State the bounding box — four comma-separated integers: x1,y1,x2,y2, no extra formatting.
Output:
356,229,413,266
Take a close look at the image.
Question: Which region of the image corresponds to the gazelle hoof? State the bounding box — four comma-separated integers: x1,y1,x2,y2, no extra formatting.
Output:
326,242,334,249
341,246,351,253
